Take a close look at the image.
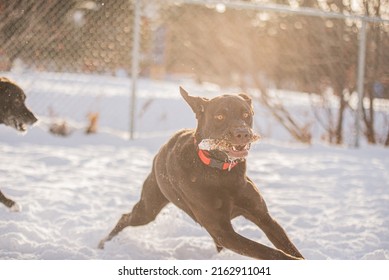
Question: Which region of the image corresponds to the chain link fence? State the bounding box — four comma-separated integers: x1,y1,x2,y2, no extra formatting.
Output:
0,0,137,73
1,0,388,144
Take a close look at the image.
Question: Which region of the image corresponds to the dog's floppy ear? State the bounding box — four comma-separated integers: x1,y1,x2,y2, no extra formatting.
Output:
180,87,208,119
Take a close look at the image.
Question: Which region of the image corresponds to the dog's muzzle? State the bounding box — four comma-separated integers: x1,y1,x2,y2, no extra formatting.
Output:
3,112,37,132
198,133,260,161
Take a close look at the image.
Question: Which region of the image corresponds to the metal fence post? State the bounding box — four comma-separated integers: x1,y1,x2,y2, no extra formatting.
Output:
129,0,141,140
354,19,367,148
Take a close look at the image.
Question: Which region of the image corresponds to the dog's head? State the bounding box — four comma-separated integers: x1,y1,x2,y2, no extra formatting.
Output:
0,77,37,132
180,87,260,160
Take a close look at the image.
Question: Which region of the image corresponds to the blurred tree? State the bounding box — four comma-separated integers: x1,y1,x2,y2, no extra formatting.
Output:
159,0,388,144
361,0,386,144
0,0,387,144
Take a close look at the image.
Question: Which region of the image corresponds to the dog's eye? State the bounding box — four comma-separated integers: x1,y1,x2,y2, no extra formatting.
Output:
215,114,225,121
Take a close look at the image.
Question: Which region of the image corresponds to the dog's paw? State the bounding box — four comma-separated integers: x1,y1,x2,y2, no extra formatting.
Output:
10,202,22,212
98,239,106,250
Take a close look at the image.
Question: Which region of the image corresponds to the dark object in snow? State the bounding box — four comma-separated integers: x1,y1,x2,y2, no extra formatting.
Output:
0,77,37,211
99,87,304,260
0,77,37,132
47,106,72,137
49,121,72,137
85,112,99,134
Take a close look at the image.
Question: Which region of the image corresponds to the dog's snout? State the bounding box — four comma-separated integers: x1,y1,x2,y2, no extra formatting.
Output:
23,109,38,124
235,130,249,139
29,112,38,124
231,127,252,143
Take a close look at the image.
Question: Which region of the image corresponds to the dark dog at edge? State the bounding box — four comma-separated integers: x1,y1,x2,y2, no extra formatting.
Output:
0,77,37,211
99,87,303,260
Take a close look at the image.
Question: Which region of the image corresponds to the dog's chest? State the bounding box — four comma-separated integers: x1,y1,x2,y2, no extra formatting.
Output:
155,131,246,197
179,163,247,195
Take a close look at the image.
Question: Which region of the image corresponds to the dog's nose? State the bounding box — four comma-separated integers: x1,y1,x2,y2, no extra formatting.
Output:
31,114,38,124
232,127,252,143
23,110,38,124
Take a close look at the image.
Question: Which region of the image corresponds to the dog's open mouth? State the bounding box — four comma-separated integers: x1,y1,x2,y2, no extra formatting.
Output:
4,118,29,132
228,143,251,159
15,120,27,132
198,134,260,160
10,119,28,132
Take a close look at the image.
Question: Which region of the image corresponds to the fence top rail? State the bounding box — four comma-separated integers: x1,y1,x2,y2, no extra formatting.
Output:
165,0,389,24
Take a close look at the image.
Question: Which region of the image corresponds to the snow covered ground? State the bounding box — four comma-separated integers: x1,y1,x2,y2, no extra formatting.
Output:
0,72,388,260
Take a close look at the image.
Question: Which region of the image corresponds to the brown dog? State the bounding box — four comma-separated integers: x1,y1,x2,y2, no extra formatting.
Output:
0,77,37,211
99,87,303,260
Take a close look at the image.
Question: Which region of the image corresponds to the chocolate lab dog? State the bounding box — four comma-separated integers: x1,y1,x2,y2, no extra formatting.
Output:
0,77,37,211
99,87,303,260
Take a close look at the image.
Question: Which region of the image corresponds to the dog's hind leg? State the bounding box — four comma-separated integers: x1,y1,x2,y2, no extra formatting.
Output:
98,172,169,249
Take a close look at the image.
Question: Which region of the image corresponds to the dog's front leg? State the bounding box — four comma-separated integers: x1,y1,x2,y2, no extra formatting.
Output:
0,189,21,212
236,181,304,259
203,218,299,260
247,211,304,259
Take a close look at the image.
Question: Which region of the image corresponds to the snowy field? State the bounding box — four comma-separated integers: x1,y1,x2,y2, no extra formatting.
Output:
0,72,388,260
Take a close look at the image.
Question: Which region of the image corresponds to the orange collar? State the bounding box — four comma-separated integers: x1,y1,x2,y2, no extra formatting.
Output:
195,137,239,171
197,149,239,171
